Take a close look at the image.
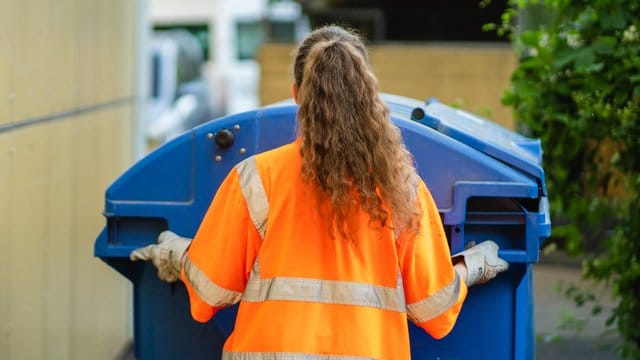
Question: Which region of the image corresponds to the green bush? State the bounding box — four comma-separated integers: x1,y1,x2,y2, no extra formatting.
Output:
485,0,640,357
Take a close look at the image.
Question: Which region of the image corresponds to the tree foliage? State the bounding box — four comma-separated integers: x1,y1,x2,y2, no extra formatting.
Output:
486,0,640,357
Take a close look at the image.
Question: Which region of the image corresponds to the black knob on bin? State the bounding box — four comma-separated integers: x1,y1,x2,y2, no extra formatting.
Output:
214,129,236,149
411,107,425,121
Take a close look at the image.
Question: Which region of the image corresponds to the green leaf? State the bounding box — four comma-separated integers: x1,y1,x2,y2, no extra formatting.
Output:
519,56,544,70
629,45,640,54
482,23,497,32
592,305,602,315
600,9,627,29
592,36,617,55
584,62,604,73
479,0,492,8
553,49,578,68
574,47,596,68
520,30,540,47
606,316,615,327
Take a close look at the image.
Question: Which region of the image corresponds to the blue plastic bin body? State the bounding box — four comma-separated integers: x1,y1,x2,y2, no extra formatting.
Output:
95,94,550,360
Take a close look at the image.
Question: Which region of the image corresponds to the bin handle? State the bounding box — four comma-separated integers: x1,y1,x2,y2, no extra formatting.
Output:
498,249,528,263
442,181,539,225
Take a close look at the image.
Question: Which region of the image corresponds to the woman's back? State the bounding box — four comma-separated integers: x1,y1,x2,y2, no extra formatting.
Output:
224,141,413,358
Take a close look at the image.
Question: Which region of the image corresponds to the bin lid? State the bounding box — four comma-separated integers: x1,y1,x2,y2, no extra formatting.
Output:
382,94,546,196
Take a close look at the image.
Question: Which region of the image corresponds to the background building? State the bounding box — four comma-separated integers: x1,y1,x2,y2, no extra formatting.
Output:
262,0,517,129
0,0,140,358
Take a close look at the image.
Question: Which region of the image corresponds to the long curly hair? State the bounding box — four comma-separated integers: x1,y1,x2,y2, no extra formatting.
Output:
294,25,421,238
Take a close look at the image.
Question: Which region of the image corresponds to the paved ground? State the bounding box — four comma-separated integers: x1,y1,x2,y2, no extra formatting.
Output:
533,255,622,359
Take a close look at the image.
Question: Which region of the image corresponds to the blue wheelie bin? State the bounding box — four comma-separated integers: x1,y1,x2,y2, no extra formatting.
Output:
95,94,550,359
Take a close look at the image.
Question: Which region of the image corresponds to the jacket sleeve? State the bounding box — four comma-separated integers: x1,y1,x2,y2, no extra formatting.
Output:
180,167,262,323
397,180,468,339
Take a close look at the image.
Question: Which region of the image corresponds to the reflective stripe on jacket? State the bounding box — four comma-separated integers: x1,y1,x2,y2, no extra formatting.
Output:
181,141,467,359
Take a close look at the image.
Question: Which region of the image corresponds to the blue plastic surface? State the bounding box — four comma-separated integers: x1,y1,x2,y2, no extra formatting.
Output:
95,94,550,360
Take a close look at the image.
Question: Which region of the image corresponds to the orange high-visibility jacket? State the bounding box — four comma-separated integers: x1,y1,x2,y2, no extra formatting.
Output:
181,140,467,360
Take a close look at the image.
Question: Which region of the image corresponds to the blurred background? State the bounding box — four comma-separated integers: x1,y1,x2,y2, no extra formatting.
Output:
2,0,636,359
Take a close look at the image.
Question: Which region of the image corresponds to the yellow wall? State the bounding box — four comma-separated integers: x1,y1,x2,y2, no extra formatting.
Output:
0,0,136,359
259,43,517,129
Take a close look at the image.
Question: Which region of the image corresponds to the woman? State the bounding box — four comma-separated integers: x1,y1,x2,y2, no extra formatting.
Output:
131,25,508,359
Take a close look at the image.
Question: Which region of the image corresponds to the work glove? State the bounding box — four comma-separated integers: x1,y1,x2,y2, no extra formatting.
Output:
130,231,191,283
451,240,508,287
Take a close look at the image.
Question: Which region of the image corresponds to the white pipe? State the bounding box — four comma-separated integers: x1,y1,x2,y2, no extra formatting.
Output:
134,0,151,161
